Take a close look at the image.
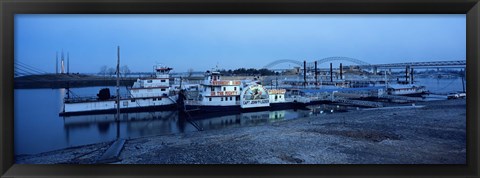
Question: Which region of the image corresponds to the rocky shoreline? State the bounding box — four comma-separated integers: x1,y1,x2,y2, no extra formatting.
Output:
16,99,466,164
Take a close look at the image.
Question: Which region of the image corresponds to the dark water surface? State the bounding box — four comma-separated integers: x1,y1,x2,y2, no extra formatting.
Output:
14,87,314,155
14,77,463,155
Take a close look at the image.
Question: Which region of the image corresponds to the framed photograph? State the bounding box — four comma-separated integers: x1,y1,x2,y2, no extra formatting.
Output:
1,0,479,177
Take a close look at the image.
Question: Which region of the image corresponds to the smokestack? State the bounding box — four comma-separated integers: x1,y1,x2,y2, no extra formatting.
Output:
314,61,318,86
330,63,333,82
410,68,414,84
405,66,409,83
303,60,307,88
340,63,343,80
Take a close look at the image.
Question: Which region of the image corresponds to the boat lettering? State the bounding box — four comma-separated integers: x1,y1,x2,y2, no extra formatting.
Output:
211,80,241,85
211,91,238,96
243,99,269,105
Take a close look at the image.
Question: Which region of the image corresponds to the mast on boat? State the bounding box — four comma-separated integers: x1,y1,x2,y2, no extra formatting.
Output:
116,46,120,122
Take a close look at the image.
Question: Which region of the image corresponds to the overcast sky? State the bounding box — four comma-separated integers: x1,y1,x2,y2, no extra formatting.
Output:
14,14,465,73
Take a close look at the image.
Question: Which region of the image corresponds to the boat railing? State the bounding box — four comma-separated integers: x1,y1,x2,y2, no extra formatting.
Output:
64,94,132,103
64,96,100,103
185,100,242,106
208,80,242,86
131,93,177,98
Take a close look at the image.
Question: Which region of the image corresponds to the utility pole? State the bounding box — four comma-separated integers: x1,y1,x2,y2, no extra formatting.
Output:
462,68,466,93
303,60,307,88
116,46,121,139
314,61,318,87
116,46,120,122
56,52,58,74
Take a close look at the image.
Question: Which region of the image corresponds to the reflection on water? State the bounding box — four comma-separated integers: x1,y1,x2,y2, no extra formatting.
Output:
62,109,311,143
15,86,312,155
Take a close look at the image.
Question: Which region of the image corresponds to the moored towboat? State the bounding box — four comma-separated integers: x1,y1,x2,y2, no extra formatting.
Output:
59,65,178,116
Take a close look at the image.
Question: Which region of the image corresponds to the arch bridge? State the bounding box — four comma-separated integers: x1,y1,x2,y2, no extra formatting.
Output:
263,57,370,69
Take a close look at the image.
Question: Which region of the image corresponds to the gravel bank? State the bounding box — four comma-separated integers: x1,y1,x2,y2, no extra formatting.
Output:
16,99,466,164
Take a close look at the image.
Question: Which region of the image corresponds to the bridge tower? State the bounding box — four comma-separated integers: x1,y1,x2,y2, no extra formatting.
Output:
61,50,65,74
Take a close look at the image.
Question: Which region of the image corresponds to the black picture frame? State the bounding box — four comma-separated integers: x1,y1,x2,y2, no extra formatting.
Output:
1,0,479,177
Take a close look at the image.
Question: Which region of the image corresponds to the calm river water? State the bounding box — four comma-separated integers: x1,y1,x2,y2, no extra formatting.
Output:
14,77,464,155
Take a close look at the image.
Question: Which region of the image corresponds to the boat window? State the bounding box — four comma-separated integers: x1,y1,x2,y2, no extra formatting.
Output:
159,97,162,100
230,97,232,101
221,97,224,101
234,87,237,91
161,80,166,82
161,88,166,91
131,99,135,102
153,98,156,101
147,80,152,83
209,98,212,101
223,87,226,91
211,87,214,92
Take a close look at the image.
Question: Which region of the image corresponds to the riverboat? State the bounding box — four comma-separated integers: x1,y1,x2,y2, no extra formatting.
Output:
182,69,305,113
59,65,178,116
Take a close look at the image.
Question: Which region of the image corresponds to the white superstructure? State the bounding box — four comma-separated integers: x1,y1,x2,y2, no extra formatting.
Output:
183,69,293,111
185,70,242,107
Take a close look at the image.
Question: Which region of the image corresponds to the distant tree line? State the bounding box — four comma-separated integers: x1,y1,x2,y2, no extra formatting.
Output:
219,68,277,76
99,65,131,77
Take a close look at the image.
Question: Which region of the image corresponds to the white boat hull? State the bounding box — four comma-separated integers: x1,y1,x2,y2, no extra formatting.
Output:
62,96,178,116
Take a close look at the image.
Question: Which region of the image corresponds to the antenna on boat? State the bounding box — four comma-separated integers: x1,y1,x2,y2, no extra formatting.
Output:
115,46,121,140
